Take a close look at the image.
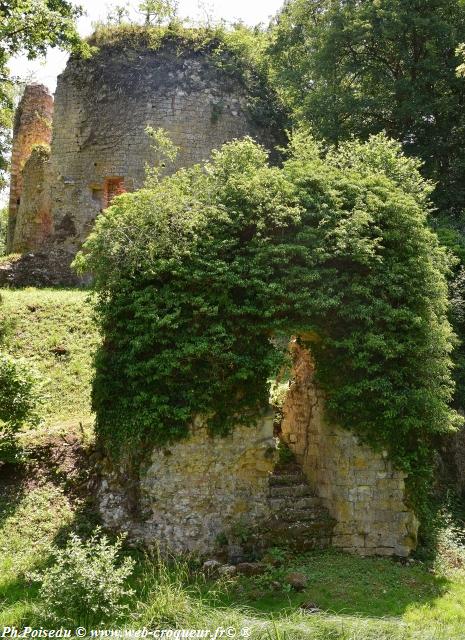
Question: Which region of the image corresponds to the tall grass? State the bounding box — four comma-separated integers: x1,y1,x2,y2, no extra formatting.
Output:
129,552,407,640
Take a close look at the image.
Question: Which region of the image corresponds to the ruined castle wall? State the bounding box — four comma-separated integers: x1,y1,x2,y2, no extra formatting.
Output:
10,146,52,253
97,343,418,558
98,416,277,554
50,44,272,257
7,84,53,252
280,341,418,557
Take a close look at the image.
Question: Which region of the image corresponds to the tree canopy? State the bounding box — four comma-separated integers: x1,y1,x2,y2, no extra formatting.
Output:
268,0,465,218
0,0,83,64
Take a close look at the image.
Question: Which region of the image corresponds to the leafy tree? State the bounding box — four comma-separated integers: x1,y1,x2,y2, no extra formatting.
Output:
138,0,178,27
104,3,131,26
0,0,83,63
268,0,465,412
456,42,465,76
0,0,85,188
0,70,14,191
268,0,465,218
76,133,459,510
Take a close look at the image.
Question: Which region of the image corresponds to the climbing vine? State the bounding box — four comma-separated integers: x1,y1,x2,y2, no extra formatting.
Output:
75,133,461,506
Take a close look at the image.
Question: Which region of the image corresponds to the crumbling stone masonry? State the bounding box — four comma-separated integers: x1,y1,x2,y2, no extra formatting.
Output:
49,43,272,256
4,41,419,559
279,341,419,557
97,346,418,558
98,414,338,558
3,42,277,285
98,416,279,555
10,145,52,253
6,84,53,253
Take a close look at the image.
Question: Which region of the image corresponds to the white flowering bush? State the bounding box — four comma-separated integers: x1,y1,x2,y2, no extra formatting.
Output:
34,528,135,624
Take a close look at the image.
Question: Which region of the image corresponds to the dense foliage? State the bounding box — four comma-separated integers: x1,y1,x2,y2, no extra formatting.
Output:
76,138,300,451
33,529,135,625
0,352,41,462
0,80,13,192
77,134,459,501
138,0,178,26
0,0,82,62
268,0,465,218
268,0,465,413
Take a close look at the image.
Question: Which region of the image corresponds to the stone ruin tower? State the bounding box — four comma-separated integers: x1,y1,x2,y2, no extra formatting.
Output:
6,84,53,254
3,40,278,284
3,38,420,558
50,41,275,255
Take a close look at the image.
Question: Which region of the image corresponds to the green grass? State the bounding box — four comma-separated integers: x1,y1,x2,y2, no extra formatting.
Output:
0,465,74,626
1,477,464,640
0,288,99,441
222,552,446,616
1,287,465,639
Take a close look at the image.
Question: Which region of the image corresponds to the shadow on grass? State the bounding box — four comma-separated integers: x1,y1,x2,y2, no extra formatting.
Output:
0,574,43,627
198,549,451,620
0,461,28,521
0,464,48,626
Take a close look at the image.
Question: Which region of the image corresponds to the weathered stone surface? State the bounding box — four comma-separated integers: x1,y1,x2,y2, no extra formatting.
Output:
438,426,465,499
218,564,237,577
285,572,308,591
236,562,267,576
202,559,222,575
279,340,419,557
300,601,320,613
97,342,418,558
5,43,281,285
98,415,278,555
260,460,335,552
11,146,52,253
227,543,246,564
7,84,53,253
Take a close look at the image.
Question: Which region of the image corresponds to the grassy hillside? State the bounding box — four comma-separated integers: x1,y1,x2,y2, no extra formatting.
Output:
0,288,99,441
1,288,465,638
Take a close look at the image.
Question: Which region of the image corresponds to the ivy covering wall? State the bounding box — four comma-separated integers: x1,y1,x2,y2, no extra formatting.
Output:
76,133,461,507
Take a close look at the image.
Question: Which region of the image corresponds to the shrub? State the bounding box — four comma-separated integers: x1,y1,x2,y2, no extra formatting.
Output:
283,132,462,485
435,510,465,576
75,137,301,451
0,352,41,462
76,132,460,512
34,528,135,625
